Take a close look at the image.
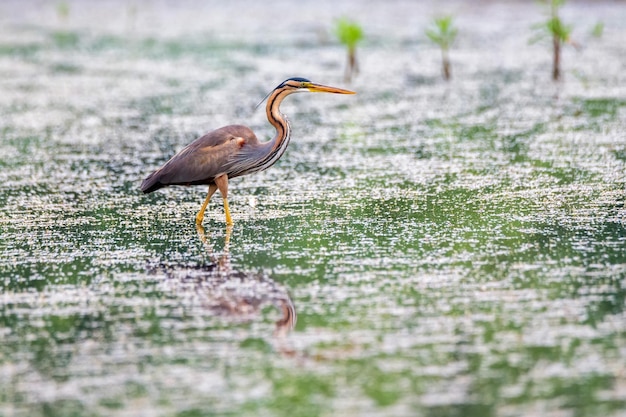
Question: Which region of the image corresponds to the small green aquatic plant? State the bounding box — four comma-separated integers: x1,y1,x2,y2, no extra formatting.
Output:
531,0,573,81
56,1,70,22
425,15,458,81
335,18,363,82
591,21,604,38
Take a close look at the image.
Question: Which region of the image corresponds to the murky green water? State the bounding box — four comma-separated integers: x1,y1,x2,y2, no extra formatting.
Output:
1,1,625,416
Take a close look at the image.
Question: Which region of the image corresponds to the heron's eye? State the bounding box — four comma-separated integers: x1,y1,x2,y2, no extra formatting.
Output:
300,82,307,88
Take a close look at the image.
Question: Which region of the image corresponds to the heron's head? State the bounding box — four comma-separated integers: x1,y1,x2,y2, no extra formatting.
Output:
256,77,355,110
277,77,356,95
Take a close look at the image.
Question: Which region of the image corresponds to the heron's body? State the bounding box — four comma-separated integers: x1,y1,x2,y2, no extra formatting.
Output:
141,77,354,225
141,125,264,193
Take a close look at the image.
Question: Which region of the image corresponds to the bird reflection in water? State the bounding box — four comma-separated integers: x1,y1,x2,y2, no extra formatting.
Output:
152,224,296,336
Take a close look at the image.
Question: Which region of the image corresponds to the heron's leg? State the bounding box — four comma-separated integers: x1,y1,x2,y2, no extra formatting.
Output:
225,224,233,248
196,184,218,225
214,174,233,225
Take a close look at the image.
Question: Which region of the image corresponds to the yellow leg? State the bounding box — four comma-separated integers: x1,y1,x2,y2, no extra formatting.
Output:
224,224,233,247
196,184,218,225
223,198,233,225
214,174,233,226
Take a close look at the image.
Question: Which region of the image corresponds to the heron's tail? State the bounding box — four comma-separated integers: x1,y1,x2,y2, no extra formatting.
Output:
140,171,164,194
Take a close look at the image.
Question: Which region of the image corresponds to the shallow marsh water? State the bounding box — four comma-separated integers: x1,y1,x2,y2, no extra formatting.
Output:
1,1,625,416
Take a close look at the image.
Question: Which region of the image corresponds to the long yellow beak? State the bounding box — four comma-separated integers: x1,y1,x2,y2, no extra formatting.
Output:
305,82,356,94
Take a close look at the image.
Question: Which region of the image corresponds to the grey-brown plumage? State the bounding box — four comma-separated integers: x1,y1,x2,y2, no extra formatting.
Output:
140,125,257,193
140,77,355,226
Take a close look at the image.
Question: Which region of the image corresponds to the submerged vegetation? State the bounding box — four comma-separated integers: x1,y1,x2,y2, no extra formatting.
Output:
334,17,364,82
425,15,458,81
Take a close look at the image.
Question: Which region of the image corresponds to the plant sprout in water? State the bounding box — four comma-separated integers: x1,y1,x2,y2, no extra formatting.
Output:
334,17,364,83
530,0,574,81
591,21,604,38
56,1,70,22
425,15,458,81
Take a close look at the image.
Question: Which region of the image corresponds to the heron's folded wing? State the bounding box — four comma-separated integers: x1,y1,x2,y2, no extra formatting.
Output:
156,133,245,185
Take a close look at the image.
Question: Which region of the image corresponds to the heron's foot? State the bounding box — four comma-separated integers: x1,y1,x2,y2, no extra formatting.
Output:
196,184,217,227
196,222,207,239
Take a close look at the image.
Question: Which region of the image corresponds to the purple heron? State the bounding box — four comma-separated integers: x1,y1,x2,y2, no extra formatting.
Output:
141,77,355,225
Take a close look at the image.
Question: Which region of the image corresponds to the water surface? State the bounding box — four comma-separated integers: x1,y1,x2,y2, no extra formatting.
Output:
1,1,625,416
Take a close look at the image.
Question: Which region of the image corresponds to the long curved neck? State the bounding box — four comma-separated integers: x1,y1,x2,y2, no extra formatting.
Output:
251,87,293,173
265,87,292,153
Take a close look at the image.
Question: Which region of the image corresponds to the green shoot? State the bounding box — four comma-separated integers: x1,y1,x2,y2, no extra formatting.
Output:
335,18,364,82
425,16,458,81
531,0,573,81
591,21,604,38
56,1,70,22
